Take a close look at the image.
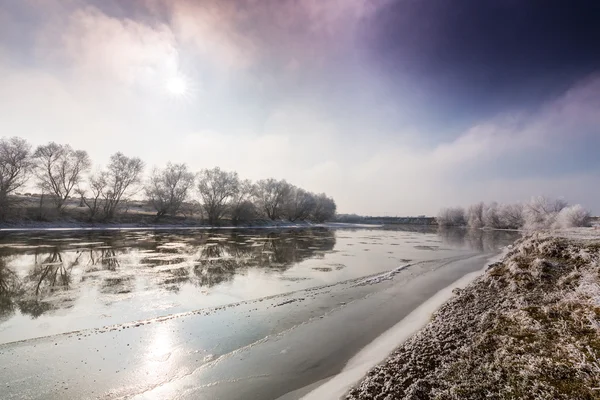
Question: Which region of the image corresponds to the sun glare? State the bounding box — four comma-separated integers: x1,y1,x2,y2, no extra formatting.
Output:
166,76,188,97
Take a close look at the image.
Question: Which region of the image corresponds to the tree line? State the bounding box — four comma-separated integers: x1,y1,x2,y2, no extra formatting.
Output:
437,196,592,230
0,137,337,224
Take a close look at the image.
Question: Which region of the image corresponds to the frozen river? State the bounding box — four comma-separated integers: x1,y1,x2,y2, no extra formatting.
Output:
0,226,519,399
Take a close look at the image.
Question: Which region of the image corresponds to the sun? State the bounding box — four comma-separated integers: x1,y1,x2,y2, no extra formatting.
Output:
165,76,188,97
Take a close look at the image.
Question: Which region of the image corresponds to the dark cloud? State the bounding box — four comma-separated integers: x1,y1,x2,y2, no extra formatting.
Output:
363,0,600,125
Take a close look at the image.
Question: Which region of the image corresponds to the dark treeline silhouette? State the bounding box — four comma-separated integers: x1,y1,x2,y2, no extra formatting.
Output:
0,137,336,224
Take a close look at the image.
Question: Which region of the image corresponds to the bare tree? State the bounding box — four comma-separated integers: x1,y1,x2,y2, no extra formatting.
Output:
101,153,144,219
230,179,257,224
466,202,485,228
0,137,32,220
254,178,291,220
197,167,240,225
284,186,316,222
311,193,337,223
145,163,195,218
75,171,108,220
482,202,502,228
436,207,466,227
32,142,91,210
498,203,524,229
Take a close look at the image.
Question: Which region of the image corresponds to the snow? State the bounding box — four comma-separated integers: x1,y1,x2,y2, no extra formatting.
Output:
302,255,497,400
353,263,411,286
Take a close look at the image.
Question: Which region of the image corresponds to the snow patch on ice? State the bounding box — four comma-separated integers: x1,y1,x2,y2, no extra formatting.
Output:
302,255,496,400
353,264,411,286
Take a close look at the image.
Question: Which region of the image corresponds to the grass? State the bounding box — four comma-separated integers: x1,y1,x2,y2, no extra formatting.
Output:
348,234,600,400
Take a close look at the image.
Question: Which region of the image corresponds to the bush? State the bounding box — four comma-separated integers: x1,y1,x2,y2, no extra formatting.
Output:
553,205,592,228
523,196,568,230
439,197,591,231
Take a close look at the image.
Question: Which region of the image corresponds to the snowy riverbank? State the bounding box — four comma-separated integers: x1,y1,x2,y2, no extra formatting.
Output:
346,230,600,399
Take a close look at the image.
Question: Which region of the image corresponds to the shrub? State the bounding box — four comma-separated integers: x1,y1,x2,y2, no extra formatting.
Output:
553,205,592,228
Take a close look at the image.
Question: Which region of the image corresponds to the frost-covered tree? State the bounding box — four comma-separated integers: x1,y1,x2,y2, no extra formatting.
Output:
524,196,568,229
437,207,466,227
311,193,337,223
145,163,195,218
32,142,91,210
466,202,485,229
254,178,291,220
498,203,524,229
197,167,240,225
284,187,317,222
0,137,32,220
554,205,591,228
482,202,503,229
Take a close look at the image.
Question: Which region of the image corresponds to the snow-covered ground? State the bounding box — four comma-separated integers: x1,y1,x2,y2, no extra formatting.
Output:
302,255,495,400
345,228,600,399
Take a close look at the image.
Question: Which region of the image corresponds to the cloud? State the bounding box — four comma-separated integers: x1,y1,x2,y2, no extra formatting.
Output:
167,75,600,215
0,0,598,216
36,5,178,86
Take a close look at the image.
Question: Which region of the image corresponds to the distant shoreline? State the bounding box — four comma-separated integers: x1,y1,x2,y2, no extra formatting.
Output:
0,221,380,233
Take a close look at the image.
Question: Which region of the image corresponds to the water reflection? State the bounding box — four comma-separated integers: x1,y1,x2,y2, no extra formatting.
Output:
437,227,520,252
0,258,19,322
0,229,336,319
0,227,520,324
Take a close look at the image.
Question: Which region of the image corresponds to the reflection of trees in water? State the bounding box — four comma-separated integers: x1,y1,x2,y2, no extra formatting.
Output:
193,259,237,288
99,276,134,295
16,247,80,318
88,248,121,271
190,229,336,288
29,249,73,295
0,258,20,321
438,227,521,252
0,228,338,319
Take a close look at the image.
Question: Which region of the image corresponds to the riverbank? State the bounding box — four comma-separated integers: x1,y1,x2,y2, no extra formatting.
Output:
347,232,600,399
0,220,377,232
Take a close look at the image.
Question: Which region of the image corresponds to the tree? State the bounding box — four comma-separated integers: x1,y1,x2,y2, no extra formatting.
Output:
0,137,32,220
312,193,337,222
436,207,466,227
253,178,291,220
466,202,485,229
100,152,144,219
32,142,91,210
197,167,240,225
498,203,524,229
482,202,502,228
284,187,316,222
230,179,257,224
554,205,591,228
76,171,108,220
524,196,568,229
145,163,195,218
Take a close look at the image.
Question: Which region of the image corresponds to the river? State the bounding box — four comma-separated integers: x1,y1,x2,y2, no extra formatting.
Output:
0,226,519,399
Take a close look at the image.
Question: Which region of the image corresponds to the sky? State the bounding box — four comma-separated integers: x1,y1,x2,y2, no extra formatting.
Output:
1,0,599,215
